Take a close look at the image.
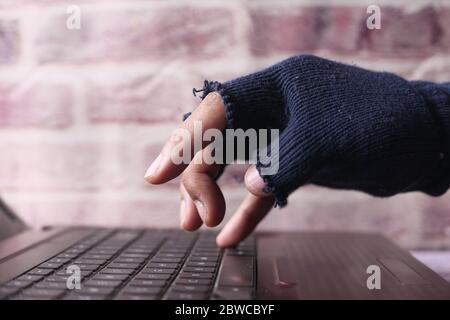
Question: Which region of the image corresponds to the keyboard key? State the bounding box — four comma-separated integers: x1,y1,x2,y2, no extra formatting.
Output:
74,259,106,265
135,273,171,280
157,253,185,258
56,253,78,259
83,254,112,260
194,248,220,253
0,286,20,299
187,261,217,268
56,270,92,278
27,268,54,276
166,292,207,300
183,267,215,273
117,253,148,259
95,245,121,250
101,268,135,275
48,258,71,264
180,272,214,279
175,278,211,285
21,288,65,299
123,248,153,254
130,246,158,252
76,264,101,271
92,274,129,281
159,248,188,253
78,287,115,296
213,287,254,300
147,263,179,269
39,262,64,269
16,275,43,282
89,249,117,255
108,263,141,269
143,268,176,274
34,281,68,290
189,256,218,262
64,293,107,300
128,279,166,287
115,294,157,300
196,243,217,248
109,230,141,241
171,285,210,293
66,249,85,254
73,244,90,250
84,280,122,288
226,249,254,256
95,246,121,252
192,252,220,258
151,257,182,263
5,280,33,288
114,258,146,264
45,276,70,283
8,295,36,300
121,286,162,295
217,255,254,287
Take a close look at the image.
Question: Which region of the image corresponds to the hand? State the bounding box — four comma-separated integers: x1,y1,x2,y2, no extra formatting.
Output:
144,92,274,247
145,54,450,247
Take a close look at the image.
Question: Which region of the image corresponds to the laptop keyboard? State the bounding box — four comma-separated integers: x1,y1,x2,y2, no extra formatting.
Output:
0,229,256,300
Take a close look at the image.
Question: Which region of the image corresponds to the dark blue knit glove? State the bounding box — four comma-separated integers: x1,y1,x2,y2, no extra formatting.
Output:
195,55,450,207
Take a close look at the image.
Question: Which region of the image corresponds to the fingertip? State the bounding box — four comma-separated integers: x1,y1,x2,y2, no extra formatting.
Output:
216,236,225,248
216,218,240,248
144,175,161,185
146,92,226,186
217,193,275,248
144,154,162,184
202,203,225,228
144,154,175,185
244,166,269,197
144,174,167,185
145,156,188,185
180,183,203,231
182,218,202,231
182,169,226,228
216,232,233,248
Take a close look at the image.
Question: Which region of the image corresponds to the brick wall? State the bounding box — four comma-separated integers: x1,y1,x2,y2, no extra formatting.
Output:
0,0,449,249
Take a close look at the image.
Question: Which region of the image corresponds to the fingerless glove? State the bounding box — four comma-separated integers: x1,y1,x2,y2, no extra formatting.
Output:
193,55,450,207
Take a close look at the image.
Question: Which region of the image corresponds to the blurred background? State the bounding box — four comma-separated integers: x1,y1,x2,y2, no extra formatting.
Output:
0,0,449,251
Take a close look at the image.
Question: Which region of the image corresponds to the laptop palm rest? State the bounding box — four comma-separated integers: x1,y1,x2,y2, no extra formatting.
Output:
379,258,428,285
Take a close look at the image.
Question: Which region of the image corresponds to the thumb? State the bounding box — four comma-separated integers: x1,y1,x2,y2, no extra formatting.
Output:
247,124,320,207
244,165,271,197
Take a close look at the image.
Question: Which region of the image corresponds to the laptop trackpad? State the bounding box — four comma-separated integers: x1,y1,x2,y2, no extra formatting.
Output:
379,258,428,285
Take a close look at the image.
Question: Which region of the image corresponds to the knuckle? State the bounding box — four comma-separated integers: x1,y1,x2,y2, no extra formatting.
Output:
169,128,187,145
181,172,199,191
181,172,191,186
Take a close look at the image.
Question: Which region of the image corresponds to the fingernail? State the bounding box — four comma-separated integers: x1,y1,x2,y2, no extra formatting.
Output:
246,168,266,192
194,200,207,222
180,199,186,228
203,92,220,104
144,154,162,179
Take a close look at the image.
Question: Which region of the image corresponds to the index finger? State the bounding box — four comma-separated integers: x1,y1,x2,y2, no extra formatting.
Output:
145,92,227,184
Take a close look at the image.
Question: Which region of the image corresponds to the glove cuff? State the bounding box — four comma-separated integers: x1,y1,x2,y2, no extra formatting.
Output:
410,81,450,195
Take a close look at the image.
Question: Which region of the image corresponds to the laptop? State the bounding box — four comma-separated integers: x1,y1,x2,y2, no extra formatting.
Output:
1,197,449,300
